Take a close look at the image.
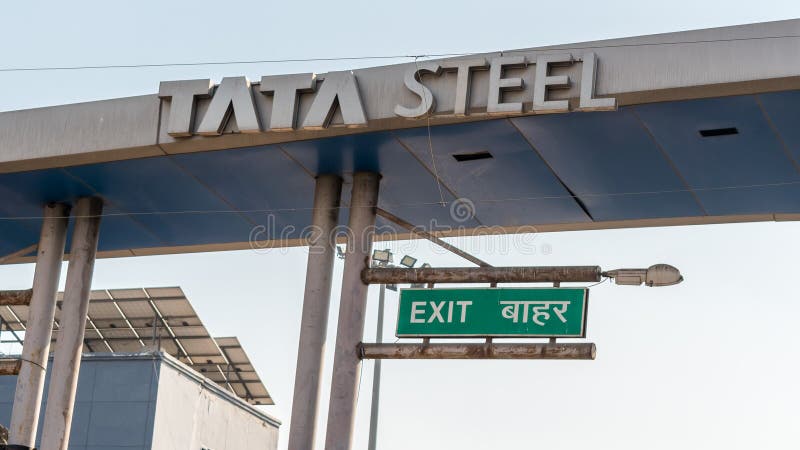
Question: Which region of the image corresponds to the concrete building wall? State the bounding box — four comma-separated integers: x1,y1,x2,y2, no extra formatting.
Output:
0,352,279,450
150,355,280,450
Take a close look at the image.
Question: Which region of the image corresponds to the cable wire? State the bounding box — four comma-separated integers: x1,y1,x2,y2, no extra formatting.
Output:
0,34,797,73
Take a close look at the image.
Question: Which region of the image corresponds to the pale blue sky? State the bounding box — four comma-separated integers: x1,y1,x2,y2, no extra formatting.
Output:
1,1,800,449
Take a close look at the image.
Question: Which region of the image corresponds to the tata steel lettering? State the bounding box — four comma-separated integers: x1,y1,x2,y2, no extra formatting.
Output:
158,52,615,137
396,287,589,338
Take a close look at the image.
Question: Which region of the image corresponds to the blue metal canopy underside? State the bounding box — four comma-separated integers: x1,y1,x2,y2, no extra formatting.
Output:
0,90,799,256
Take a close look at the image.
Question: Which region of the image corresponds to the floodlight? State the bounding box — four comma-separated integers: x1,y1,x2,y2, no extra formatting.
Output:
336,246,346,260
372,249,393,264
604,264,683,287
400,255,418,268
386,284,398,292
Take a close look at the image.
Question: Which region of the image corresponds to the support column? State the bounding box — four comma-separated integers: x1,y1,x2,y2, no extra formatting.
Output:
287,174,343,450
8,203,70,449
40,197,102,450
324,172,380,450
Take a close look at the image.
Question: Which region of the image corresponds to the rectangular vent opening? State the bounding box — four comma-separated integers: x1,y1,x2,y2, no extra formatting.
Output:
452,151,494,162
699,127,739,137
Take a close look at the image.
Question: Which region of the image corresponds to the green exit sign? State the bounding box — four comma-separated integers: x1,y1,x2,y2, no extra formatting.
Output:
396,288,588,338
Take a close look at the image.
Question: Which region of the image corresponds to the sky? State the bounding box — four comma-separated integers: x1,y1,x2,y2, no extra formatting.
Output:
1,1,800,449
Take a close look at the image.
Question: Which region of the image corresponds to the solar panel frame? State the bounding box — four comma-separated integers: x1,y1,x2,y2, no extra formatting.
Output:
0,286,273,406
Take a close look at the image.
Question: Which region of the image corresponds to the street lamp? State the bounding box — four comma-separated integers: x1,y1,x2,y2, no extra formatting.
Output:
603,264,683,287
368,251,424,450
399,255,417,268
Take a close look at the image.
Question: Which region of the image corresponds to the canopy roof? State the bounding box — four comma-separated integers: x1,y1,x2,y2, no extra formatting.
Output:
0,19,798,262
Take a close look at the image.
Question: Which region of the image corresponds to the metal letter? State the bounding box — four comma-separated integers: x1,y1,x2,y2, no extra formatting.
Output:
196,76,261,135
394,63,442,118
487,56,526,115
158,79,213,137
301,71,367,130
441,58,488,116
40,197,103,450
579,52,616,111
8,203,70,449
533,54,573,113
260,73,318,131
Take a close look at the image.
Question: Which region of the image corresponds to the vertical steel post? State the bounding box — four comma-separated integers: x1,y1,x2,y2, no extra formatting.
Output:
8,203,70,449
324,172,380,450
40,197,102,450
288,174,343,450
367,283,386,450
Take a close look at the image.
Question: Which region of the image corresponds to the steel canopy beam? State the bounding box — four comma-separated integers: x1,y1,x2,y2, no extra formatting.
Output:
362,266,601,284
0,289,32,306
359,343,596,360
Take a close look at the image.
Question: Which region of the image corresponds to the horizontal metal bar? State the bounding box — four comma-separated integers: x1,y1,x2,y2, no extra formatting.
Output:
362,266,601,285
0,358,22,375
0,289,33,306
358,343,596,360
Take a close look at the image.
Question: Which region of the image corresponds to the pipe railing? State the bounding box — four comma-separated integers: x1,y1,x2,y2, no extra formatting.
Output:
359,343,596,360
362,266,601,285
0,289,32,306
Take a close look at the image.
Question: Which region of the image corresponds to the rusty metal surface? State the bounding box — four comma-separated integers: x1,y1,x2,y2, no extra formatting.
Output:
359,343,596,360
0,359,21,376
0,289,32,306
362,266,601,284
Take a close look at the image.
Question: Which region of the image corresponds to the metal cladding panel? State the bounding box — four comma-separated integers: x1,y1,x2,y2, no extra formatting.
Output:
0,168,162,253
170,145,317,240
633,95,800,215
510,110,706,221
281,131,479,230
65,157,255,246
757,90,800,162
0,221,38,255
395,119,591,226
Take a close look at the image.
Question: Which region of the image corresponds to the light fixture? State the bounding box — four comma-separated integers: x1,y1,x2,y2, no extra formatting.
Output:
604,264,683,287
336,246,346,260
399,255,418,268
372,249,393,264
420,262,432,269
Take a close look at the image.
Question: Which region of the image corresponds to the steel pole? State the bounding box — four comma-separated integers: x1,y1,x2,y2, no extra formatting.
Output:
40,197,102,450
324,172,380,450
8,203,70,450
287,174,342,450
367,284,385,450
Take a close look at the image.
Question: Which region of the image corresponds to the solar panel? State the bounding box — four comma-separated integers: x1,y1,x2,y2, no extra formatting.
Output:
0,286,273,406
